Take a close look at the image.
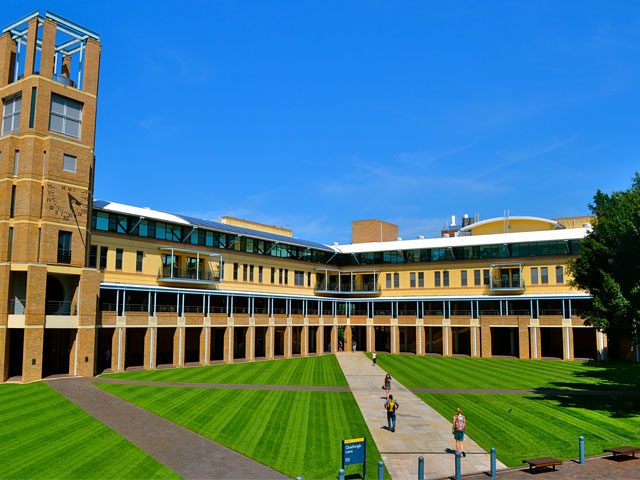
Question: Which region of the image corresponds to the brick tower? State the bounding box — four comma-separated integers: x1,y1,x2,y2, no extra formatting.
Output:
0,11,101,381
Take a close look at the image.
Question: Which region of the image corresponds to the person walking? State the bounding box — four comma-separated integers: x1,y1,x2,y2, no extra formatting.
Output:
452,407,466,457
352,340,357,352
384,394,399,432
372,351,377,366
383,373,392,400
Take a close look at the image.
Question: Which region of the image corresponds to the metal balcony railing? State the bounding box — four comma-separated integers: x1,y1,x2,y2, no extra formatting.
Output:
158,265,221,283
57,248,72,264
9,298,26,314
315,281,380,293
46,300,76,315
489,279,526,290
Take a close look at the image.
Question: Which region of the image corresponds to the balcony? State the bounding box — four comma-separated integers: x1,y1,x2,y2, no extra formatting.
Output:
314,268,381,296
158,265,221,285
57,248,72,264
489,263,525,292
489,278,526,291
46,300,77,315
315,281,380,294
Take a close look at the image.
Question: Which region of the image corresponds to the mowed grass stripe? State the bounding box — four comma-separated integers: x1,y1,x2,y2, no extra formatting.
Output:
418,393,640,467
373,354,640,390
104,354,348,386
0,383,178,479
99,384,390,479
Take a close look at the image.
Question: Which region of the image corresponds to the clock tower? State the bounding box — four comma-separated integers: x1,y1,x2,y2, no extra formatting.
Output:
0,11,101,381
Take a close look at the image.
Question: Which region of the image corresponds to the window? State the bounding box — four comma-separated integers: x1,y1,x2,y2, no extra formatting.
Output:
242,264,248,281
555,266,564,284
530,267,539,285
57,231,72,263
410,272,416,288
435,271,441,287
233,263,239,281
284,269,289,285
483,269,490,286
13,151,19,176
62,154,77,173
249,265,254,282
136,250,143,272
307,272,311,287
279,268,284,284
7,227,13,260
271,267,275,283
220,261,225,280
115,248,123,270
50,94,82,137
461,270,468,287
443,271,450,287
258,266,263,283
99,246,108,269
541,267,549,284
2,95,21,134
89,245,97,268
418,272,424,288
386,273,392,289
10,185,16,218
393,272,399,288
294,270,304,286
474,269,481,286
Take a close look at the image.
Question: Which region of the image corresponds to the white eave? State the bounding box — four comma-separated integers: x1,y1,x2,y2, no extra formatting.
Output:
97,201,191,225
332,228,587,254
459,216,564,232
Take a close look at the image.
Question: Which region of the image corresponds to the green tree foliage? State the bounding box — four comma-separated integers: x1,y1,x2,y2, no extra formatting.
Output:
568,173,640,345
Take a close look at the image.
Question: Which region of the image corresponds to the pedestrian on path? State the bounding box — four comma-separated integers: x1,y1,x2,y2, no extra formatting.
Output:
372,351,377,366
452,407,466,457
383,373,392,399
384,394,399,432
352,340,357,352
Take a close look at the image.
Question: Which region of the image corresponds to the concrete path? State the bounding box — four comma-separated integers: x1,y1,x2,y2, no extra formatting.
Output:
47,377,288,480
335,352,506,480
95,377,351,391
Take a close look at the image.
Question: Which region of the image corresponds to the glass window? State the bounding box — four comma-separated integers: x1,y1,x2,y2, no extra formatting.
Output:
556,266,564,284
386,273,392,289
418,272,424,288
13,151,19,176
530,267,538,285
474,269,481,286
99,246,108,269
285,269,289,285
57,231,72,263
258,266,263,283
243,264,248,281
271,267,275,283
541,267,549,284
294,270,304,286
233,263,239,280
115,248,123,270
2,95,21,134
136,251,143,272
461,270,468,287
393,272,399,288
88,245,97,268
443,270,449,287
95,211,109,231
483,269,490,286
250,265,255,282
410,272,416,288
49,94,82,138
435,271,441,287
62,154,77,173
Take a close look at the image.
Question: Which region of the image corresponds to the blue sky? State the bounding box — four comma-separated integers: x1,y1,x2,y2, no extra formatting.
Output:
6,1,640,243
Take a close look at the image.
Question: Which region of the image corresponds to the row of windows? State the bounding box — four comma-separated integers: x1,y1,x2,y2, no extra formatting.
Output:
232,263,311,287
89,245,144,272
2,93,82,138
1,149,77,178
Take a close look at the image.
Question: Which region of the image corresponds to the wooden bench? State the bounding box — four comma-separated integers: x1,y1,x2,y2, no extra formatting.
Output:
603,446,640,459
523,457,563,473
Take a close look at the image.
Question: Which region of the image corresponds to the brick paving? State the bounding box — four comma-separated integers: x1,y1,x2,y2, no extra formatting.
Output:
462,455,640,480
47,377,287,480
335,352,506,480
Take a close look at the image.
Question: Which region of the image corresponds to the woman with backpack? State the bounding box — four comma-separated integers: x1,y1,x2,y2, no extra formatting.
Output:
452,407,466,457
383,373,392,399
384,394,399,432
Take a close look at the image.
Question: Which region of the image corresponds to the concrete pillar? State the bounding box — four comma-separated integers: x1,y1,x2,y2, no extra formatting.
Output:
301,326,308,356
284,326,292,358
224,326,233,363
200,327,210,365
368,325,375,352
23,17,39,77
529,326,542,360
144,327,154,369
470,326,480,358
266,326,274,359
444,325,453,357
416,326,424,355
480,321,491,358
173,326,185,367
246,326,254,361
330,325,338,353
22,327,44,382
391,325,400,354
112,327,122,371
563,326,574,360
518,318,530,359
596,329,607,360
344,325,352,352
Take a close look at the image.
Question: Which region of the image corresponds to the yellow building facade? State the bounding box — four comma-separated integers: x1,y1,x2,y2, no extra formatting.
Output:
0,12,606,383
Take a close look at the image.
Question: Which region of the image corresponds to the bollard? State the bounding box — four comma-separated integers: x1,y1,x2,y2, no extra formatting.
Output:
454,451,462,480
490,448,496,479
579,436,585,465
378,460,384,480
338,468,345,480
418,456,424,480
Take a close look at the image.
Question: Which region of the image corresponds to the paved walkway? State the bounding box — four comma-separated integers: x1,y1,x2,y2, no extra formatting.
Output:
410,387,640,396
47,377,287,480
335,352,506,480
95,377,351,391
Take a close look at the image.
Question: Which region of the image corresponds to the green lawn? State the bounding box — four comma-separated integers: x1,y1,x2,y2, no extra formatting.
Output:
99,383,388,480
419,392,640,467
372,353,640,391
0,383,177,479
103,354,347,386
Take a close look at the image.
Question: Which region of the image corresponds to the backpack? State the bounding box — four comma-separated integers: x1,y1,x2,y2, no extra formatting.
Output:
386,400,397,413
454,414,466,431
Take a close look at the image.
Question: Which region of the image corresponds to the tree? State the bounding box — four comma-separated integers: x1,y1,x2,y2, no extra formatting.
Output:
568,173,640,352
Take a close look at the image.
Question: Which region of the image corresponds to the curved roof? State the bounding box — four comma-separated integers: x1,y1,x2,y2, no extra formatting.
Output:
93,200,334,252
459,216,564,233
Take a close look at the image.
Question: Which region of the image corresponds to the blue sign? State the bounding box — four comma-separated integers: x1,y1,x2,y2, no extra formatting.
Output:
342,437,367,478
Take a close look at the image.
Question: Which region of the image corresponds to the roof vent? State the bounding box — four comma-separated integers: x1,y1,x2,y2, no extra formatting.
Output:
332,241,339,246
417,235,425,239
396,236,402,241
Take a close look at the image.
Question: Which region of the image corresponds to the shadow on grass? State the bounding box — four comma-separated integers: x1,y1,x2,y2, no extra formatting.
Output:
542,360,640,392
525,391,640,418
